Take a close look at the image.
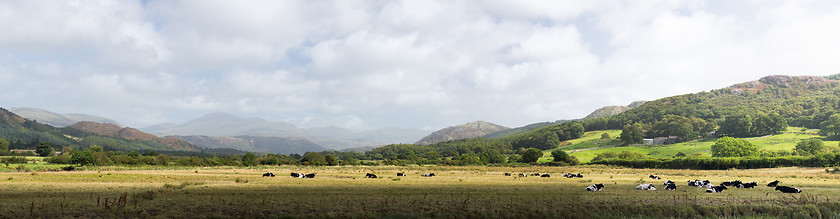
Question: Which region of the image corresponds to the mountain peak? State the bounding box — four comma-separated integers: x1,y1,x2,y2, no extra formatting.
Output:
415,121,509,145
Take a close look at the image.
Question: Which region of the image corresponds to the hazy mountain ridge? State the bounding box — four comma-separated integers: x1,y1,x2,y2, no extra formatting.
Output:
70,121,199,151
9,107,120,127
415,121,509,145
582,101,648,120
176,135,326,155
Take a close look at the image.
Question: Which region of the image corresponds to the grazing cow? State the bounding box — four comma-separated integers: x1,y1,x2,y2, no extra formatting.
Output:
262,172,275,177
303,173,316,178
775,186,801,193
586,184,605,191
422,173,435,177
397,173,406,177
635,184,657,190
767,180,780,187
290,172,303,178
706,185,727,193
738,182,757,189
540,174,550,177
504,173,511,176
365,173,378,178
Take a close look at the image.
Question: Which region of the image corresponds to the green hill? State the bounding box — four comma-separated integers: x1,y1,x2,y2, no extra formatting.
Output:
0,108,198,152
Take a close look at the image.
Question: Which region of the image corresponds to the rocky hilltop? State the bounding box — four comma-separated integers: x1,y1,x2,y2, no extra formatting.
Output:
582,101,647,120
415,121,508,145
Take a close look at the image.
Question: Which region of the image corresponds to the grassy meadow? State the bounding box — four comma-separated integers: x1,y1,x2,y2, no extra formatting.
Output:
561,127,840,163
1,165,840,218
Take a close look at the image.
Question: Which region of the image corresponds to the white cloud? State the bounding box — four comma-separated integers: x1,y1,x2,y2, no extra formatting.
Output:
2,0,840,130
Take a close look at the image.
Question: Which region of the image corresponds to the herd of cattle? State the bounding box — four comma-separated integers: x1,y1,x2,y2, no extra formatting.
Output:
593,174,801,194
259,171,803,194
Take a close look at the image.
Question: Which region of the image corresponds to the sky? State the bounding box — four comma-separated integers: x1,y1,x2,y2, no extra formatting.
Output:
2,0,840,131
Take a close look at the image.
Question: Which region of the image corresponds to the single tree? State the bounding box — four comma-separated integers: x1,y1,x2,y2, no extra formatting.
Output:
325,154,338,166
0,138,9,154
711,137,758,157
301,152,327,165
520,148,543,163
794,138,825,155
620,123,644,145
601,133,611,139
35,143,55,157
820,114,840,138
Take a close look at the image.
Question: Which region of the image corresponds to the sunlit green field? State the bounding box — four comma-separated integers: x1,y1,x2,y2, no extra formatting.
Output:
1,165,838,218
565,127,840,163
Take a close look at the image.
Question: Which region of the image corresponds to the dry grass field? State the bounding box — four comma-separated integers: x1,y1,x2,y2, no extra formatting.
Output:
1,165,839,218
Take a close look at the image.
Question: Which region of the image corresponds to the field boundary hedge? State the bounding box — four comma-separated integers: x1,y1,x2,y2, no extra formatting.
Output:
589,154,840,169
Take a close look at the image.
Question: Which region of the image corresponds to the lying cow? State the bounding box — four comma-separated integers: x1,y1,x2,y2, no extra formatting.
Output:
540,174,551,178
721,180,741,186
303,173,316,178
663,180,676,190
635,183,657,190
767,180,780,187
519,173,528,177
504,173,511,176
530,173,541,176
706,185,727,193
365,173,378,178
397,173,406,177
649,175,661,180
262,172,275,177
422,173,435,177
586,184,605,191
738,182,757,189
290,172,305,178
775,186,801,193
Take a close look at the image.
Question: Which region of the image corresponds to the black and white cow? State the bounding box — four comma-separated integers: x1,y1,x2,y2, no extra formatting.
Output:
775,186,801,193
422,173,435,177
767,180,780,187
530,173,541,176
576,173,583,178
586,183,605,191
303,173,316,178
738,182,757,189
540,174,551,177
663,180,674,186
649,175,661,180
504,173,511,176
290,172,304,178
635,183,657,190
665,183,677,191
262,172,275,177
397,173,406,177
365,173,378,178
721,180,742,187
706,185,727,193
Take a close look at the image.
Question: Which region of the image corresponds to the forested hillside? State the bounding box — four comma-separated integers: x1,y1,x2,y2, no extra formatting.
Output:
582,75,840,141
0,108,198,152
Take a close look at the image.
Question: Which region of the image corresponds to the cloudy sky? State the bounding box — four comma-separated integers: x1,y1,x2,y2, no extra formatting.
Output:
2,1,840,131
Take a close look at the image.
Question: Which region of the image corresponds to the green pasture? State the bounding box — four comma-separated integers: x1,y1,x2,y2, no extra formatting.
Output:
567,127,840,163
1,165,838,218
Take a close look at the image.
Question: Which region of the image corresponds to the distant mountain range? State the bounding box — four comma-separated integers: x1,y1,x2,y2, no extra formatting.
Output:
415,121,509,145
175,135,325,155
9,107,120,127
143,112,430,150
0,108,197,152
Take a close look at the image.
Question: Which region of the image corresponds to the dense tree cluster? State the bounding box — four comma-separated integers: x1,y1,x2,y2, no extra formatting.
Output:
710,137,759,157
